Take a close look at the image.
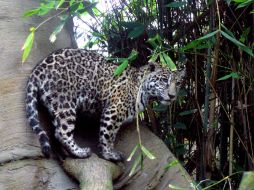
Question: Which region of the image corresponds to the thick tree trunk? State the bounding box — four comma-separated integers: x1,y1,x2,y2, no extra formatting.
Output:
0,1,195,189
0,0,78,189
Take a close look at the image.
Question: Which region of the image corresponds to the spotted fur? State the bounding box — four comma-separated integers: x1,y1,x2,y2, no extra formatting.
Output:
25,48,185,161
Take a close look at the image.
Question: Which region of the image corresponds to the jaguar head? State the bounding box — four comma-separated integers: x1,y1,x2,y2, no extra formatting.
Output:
146,63,185,105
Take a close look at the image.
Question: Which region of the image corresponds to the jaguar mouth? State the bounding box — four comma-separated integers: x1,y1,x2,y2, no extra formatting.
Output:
150,96,176,105
168,94,177,100
160,96,177,105
160,100,171,105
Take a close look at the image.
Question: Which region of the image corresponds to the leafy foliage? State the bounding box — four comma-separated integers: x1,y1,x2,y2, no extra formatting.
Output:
22,27,35,63
238,171,254,190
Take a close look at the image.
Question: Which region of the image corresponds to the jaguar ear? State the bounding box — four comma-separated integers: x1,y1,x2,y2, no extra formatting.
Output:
178,67,186,78
148,61,156,72
148,61,164,72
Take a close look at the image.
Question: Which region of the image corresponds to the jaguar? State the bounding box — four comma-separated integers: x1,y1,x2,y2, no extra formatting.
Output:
25,48,185,161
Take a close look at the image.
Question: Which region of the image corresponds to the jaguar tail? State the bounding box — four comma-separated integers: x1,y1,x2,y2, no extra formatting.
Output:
25,75,51,157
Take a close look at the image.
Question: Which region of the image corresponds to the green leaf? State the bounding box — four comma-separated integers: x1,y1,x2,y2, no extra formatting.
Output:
23,8,40,17
147,34,163,48
221,30,244,45
69,0,75,6
70,2,81,13
239,171,254,190
77,2,98,14
165,160,179,170
179,109,197,116
239,45,254,57
148,53,159,62
182,31,218,51
56,0,65,9
233,0,247,3
218,74,232,81
217,72,240,81
163,53,177,71
92,6,101,16
22,31,35,63
29,27,36,32
127,144,139,161
22,30,35,50
147,39,157,48
159,53,167,66
230,72,239,78
38,2,55,16
114,59,129,76
173,122,187,129
166,2,187,8
84,39,98,49
159,54,166,65
221,30,254,57
49,21,66,43
129,155,142,176
195,43,211,49
160,53,177,71
197,30,219,41
128,25,145,39
30,1,57,13
181,40,201,51
236,0,254,8
127,50,139,61
168,184,185,190
92,31,105,39
221,24,235,37
141,145,156,159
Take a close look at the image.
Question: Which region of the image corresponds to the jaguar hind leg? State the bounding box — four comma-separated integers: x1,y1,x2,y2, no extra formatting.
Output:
53,109,91,158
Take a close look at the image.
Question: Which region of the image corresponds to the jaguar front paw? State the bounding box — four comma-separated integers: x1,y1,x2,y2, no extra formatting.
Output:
101,149,124,162
72,147,92,158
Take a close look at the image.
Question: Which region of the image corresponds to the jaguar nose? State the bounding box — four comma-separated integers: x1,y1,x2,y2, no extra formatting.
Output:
169,94,175,99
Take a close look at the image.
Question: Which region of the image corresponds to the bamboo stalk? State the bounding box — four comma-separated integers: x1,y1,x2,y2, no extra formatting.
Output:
229,78,235,175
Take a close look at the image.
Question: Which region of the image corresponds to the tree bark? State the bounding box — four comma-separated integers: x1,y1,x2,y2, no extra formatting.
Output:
0,0,78,189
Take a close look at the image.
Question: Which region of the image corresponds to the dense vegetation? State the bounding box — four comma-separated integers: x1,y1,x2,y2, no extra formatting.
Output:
23,0,254,189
